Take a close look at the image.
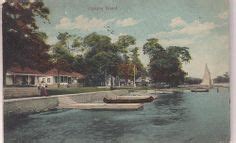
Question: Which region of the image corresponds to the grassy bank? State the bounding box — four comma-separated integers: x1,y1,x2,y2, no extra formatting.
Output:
47,86,158,95
47,87,111,95
4,86,186,99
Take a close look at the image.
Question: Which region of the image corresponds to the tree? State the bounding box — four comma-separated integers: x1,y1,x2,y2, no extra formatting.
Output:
3,0,50,85
118,47,147,86
143,38,191,87
115,35,136,53
114,35,137,85
213,72,230,83
50,32,75,87
184,77,202,84
73,55,86,73
130,47,146,79
56,32,72,49
118,63,134,85
83,33,119,86
71,36,85,54
83,33,136,87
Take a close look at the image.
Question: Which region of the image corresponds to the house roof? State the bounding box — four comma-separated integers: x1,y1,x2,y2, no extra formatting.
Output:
71,72,85,79
45,69,85,79
7,66,43,75
7,66,84,79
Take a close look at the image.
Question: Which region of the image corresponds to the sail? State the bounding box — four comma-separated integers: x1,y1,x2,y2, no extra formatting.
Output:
200,64,212,87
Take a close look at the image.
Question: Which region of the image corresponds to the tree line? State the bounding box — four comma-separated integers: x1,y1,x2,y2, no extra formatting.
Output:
213,72,229,83
51,32,146,86
3,0,192,87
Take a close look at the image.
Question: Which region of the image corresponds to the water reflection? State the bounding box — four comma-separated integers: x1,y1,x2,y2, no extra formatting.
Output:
154,93,184,106
82,117,135,142
4,114,34,131
152,94,187,126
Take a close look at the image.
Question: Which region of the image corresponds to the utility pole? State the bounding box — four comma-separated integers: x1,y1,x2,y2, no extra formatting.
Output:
133,64,136,87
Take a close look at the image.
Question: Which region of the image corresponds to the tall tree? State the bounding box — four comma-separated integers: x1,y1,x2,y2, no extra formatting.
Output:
83,33,136,86
143,38,191,87
56,32,72,49
83,33,119,86
130,47,146,79
3,0,50,85
50,32,75,87
115,35,136,84
71,36,85,54
115,35,136,53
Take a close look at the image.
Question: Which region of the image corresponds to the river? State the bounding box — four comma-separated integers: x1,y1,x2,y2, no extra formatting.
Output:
4,88,230,143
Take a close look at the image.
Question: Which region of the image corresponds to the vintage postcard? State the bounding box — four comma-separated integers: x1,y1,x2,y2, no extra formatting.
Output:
3,0,230,143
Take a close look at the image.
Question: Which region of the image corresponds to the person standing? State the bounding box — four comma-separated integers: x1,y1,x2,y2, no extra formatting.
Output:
40,81,48,96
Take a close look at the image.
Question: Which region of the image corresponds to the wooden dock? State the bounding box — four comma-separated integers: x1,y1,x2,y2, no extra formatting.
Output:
106,95,153,100
58,103,144,110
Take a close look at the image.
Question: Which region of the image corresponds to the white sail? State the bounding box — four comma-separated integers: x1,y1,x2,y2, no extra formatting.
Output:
200,64,212,87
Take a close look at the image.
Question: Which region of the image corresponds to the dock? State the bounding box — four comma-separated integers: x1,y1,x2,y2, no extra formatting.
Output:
58,103,144,110
106,95,153,100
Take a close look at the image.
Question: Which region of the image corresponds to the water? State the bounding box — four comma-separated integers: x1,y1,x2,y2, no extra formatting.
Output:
4,88,230,143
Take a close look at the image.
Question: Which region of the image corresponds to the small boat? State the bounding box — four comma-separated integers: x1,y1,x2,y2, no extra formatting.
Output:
191,88,209,92
191,64,212,93
103,95,154,103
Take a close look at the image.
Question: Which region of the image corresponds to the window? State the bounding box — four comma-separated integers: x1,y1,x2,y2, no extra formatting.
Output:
54,77,58,83
47,78,51,83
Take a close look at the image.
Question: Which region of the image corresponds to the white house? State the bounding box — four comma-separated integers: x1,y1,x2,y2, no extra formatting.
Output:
6,66,85,87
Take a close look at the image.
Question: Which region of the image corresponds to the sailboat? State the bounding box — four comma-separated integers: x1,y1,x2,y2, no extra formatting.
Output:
191,64,212,92
200,64,212,87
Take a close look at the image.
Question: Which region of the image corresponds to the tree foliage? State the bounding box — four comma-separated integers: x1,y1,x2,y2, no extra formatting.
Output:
82,33,137,86
213,72,230,83
130,47,147,78
143,38,191,87
3,0,50,85
50,32,75,73
184,77,202,84
114,35,136,53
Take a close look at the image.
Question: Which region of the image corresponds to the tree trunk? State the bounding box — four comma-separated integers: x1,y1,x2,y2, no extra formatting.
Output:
110,75,113,90
57,69,60,88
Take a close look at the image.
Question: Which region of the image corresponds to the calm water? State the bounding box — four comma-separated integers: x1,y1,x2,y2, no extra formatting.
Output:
5,88,230,143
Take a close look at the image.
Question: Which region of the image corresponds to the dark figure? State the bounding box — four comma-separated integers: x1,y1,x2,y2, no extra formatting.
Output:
39,81,48,96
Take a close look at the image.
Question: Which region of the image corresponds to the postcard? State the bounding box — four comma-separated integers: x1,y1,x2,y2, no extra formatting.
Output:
2,0,230,143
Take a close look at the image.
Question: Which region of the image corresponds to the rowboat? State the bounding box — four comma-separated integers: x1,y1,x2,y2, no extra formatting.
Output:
103,95,154,103
191,88,209,92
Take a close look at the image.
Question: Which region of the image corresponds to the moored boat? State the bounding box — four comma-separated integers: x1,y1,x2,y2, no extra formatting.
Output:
103,95,154,103
191,88,209,92
190,64,212,92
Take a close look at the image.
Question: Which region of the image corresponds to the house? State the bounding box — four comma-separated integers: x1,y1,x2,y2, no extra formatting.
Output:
6,66,43,86
41,68,84,86
135,77,151,86
6,66,85,87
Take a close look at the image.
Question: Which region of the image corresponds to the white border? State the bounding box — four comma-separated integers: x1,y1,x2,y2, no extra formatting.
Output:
230,0,236,142
0,1,3,143
0,0,235,143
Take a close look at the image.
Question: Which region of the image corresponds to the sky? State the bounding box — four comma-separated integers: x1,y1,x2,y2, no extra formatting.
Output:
37,0,230,78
